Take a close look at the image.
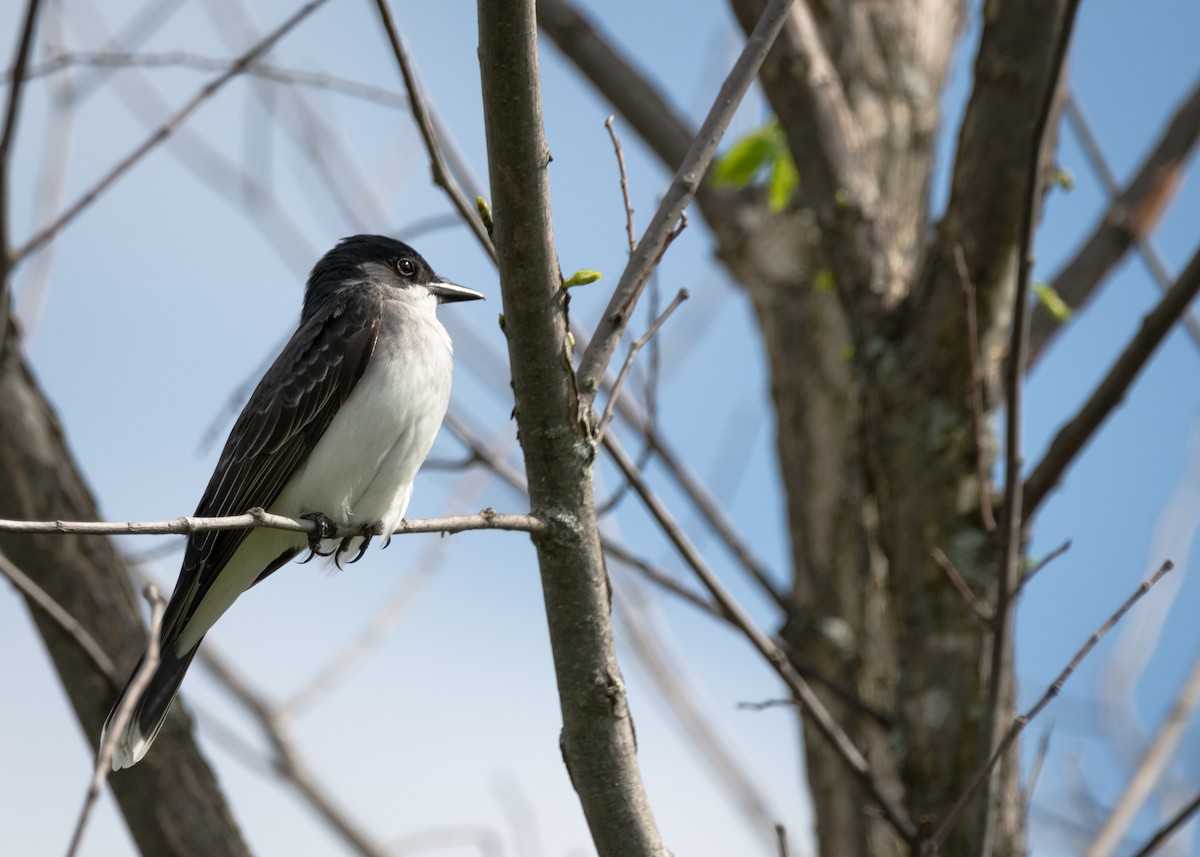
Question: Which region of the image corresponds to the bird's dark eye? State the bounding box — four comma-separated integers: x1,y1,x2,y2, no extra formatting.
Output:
396,257,417,277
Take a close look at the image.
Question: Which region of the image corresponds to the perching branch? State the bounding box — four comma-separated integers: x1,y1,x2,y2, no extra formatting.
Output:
0,508,544,539
574,0,794,402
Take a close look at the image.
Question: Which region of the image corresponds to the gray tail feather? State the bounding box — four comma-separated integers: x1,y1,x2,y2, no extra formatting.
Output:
101,640,201,770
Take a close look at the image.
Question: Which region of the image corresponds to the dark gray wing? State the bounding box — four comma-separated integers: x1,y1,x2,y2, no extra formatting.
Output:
160,293,381,643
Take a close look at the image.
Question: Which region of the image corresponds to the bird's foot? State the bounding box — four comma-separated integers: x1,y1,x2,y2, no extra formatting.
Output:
299,512,339,563
335,522,385,569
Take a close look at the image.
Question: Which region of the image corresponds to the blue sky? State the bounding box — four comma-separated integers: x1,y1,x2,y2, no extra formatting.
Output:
1,1,1199,855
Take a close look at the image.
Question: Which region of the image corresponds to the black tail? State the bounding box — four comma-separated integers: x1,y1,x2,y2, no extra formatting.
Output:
101,640,200,770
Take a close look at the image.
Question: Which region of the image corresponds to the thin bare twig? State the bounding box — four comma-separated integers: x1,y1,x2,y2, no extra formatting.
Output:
987,3,1083,847
65,584,164,857
596,288,688,441
574,0,794,402
11,0,331,266
0,509,543,539
1025,243,1200,516
0,0,45,333
371,0,496,262
1128,790,1200,857
927,559,1175,852
604,115,636,254
198,645,390,857
1084,644,1200,857
931,547,993,622
28,50,410,109
603,433,918,843
1020,538,1072,590
954,245,996,533
0,548,116,681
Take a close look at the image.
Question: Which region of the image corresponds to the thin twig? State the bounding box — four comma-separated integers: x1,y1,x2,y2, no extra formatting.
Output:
1025,243,1200,516
931,547,993,622
954,245,996,533
371,0,496,262
596,288,688,441
1020,538,1072,590
64,584,164,857
604,433,918,843
604,115,636,254
927,559,1175,852
0,548,116,681
574,0,794,402
0,508,544,538
1084,644,1200,857
198,644,391,857
11,0,330,266
28,50,410,109
775,824,790,857
986,3,1084,848
0,0,45,334
1127,790,1200,857
1025,727,1052,816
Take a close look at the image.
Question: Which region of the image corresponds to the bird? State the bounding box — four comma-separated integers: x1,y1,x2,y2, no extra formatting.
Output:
101,234,483,769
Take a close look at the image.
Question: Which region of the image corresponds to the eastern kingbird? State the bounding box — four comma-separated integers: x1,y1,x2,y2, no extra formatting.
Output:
102,235,483,769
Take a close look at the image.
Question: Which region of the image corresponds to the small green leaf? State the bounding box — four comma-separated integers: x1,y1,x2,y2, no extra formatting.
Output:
713,124,783,188
1033,282,1072,322
767,150,799,211
813,268,835,293
1049,168,1074,192
476,196,494,234
563,269,603,288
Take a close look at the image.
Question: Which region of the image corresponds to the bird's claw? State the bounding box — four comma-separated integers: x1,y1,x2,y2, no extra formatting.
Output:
299,512,339,563
334,522,382,569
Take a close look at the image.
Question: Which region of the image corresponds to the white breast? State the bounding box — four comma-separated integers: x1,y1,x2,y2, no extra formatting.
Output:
273,296,454,535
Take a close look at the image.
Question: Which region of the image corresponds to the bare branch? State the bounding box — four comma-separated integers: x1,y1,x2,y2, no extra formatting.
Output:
931,547,993,622
0,0,45,331
1020,538,1072,590
478,0,664,850
1029,82,1200,367
1084,645,1200,857
604,115,636,254
1025,243,1200,516
65,584,164,857
1128,790,1200,857
27,50,410,109
536,0,695,177
0,547,116,681
11,0,331,266
0,508,543,538
372,0,497,261
597,288,689,441
198,645,392,857
574,0,793,402
927,559,1175,852
603,433,918,843
954,245,996,533
987,5,1083,848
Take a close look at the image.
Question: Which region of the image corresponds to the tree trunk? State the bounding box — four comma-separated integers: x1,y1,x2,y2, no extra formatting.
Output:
0,313,250,857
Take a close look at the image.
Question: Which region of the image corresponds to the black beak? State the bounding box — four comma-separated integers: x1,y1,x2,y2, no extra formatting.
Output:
429,279,485,303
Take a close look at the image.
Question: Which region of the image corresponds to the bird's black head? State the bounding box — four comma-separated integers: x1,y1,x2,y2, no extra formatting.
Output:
302,235,482,320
